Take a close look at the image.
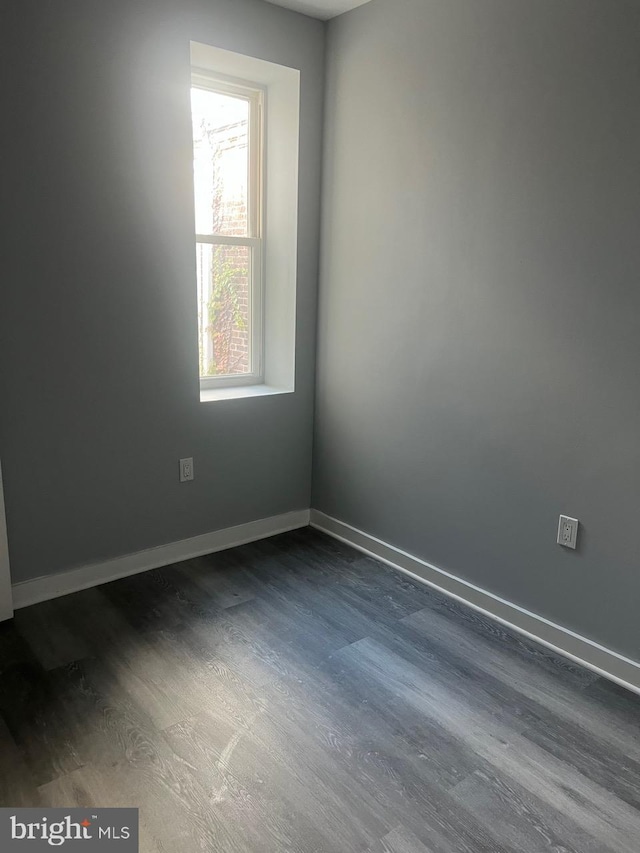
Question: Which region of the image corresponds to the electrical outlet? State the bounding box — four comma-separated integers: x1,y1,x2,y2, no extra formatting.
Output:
557,515,578,550
179,457,194,483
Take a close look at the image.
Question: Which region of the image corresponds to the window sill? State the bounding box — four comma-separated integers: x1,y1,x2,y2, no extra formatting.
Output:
200,384,293,403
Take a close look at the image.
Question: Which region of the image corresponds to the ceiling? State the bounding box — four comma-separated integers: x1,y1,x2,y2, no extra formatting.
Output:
262,0,372,21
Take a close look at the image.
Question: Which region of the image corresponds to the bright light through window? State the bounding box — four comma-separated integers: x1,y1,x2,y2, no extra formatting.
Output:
191,77,263,385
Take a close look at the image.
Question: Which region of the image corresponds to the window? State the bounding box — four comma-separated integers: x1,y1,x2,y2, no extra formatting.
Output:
191,74,264,389
190,43,299,402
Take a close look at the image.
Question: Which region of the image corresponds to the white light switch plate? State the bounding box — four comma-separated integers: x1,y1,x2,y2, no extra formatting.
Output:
557,515,578,549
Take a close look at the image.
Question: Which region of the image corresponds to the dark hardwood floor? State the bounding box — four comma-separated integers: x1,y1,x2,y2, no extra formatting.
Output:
1,527,640,852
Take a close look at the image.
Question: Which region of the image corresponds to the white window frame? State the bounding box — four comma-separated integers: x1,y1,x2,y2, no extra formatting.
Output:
191,42,299,404
192,70,266,391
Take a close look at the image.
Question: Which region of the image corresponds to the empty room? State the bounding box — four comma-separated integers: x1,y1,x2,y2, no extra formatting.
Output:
1,0,640,850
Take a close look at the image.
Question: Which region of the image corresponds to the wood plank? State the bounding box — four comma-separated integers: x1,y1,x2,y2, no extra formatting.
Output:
13,596,92,670
450,768,614,853
365,826,435,853
336,636,640,853
0,714,42,807
401,606,640,758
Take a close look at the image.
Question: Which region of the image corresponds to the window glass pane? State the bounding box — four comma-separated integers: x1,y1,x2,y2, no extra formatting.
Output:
191,87,249,237
196,243,251,377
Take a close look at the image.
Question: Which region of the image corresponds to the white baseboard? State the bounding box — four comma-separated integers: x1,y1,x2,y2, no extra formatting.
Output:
310,509,640,697
12,509,310,610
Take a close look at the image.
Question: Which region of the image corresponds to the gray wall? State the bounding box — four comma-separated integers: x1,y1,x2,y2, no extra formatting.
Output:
314,0,640,659
0,0,324,583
